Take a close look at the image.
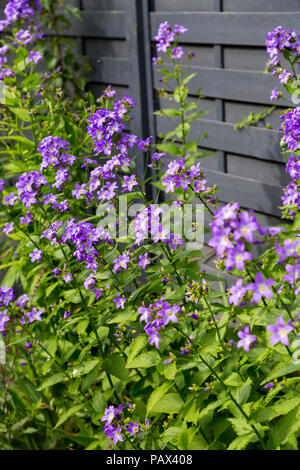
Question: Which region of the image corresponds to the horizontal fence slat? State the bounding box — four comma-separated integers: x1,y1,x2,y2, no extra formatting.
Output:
154,66,279,104
150,12,300,46
63,11,126,38
156,116,283,161
204,169,283,216
88,57,128,85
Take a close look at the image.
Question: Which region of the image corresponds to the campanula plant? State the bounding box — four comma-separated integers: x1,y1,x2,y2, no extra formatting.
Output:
1,2,300,450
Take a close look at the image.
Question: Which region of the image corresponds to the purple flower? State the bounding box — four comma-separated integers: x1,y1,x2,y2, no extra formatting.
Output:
0,286,15,307
282,263,300,287
3,222,14,236
266,316,294,346
122,175,138,193
0,179,5,191
112,427,124,446
29,248,42,263
83,274,95,290
138,253,150,270
208,228,233,256
26,50,43,64
101,406,116,425
72,183,87,200
275,239,300,263
171,46,184,59
281,107,300,153
228,279,247,306
247,272,275,303
231,211,259,243
3,193,17,206
157,302,181,326
113,252,130,273
26,307,44,324
270,87,280,101
63,272,73,284
113,294,126,310
237,325,256,352
224,242,253,272
265,382,275,390
16,294,30,308
126,422,139,436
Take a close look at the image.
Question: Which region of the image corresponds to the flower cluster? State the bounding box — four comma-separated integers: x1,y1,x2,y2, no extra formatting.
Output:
266,26,300,83
138,298,181,349
0,0,42,31
153,21,188,58
101,404,145,447
208,202,259,271
281,108,300,153
162,158,211,196
87,94,137,156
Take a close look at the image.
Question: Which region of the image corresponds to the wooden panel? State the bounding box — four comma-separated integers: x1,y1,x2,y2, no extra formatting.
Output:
223,47,268,72
156,115,283,161
150,12,300,46
226,154,289,186
223,0,300,12
154,65,279,104
84,39,128,58
204,169,283,216
64,12,126,38
82,0,125,10
88,57,128,85
224,101,283,128
153,0,214,11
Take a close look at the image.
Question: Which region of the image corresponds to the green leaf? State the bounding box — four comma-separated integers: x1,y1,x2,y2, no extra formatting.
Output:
155,108,181,117
53,404,84,429
158,361,177,380
63,289,82,304
268,403,300,449
156,143,183,156
0,135,34,147
150,393,184,415
182,73,197,85
146,382,173,416
10,107,31,122
227,432,258,450
37,372,69,391
157,68,177,79
175,122,190,139
126,335,148,366
177,429,190,450
126,350,160,369
102,354,128,381
252,395,300,424
229,418,253,436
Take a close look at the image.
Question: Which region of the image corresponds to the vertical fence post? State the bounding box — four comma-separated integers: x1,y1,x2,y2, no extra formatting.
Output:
125,0,155,198
213,0,226,173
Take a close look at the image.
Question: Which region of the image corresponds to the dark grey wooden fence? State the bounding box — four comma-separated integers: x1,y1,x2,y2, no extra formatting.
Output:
72,0,300,226
2,0,300,225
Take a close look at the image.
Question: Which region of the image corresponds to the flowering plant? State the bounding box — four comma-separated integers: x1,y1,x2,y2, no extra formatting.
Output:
2,8,300,450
